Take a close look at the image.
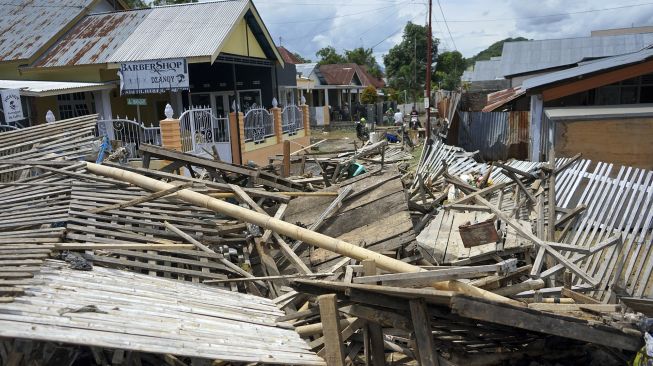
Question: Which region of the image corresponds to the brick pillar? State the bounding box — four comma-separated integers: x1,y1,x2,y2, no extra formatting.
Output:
271,107,283,143
159,118,182,151
229,112,245,165
301,104,310,136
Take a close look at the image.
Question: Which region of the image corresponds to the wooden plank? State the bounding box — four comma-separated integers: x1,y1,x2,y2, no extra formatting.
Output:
408,299,437,366
473,196,599,286
87,182,193,214
560,287,600,305
317,294,345,366
353,263,513,287
450,296,639,351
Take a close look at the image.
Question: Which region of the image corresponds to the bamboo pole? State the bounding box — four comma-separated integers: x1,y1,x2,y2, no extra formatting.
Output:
85,162,522,306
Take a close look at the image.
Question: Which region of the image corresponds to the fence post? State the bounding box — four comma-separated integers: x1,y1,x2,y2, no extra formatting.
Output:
301,104,310,136
271,107,283,143
160,104,182,151
229,111,245,165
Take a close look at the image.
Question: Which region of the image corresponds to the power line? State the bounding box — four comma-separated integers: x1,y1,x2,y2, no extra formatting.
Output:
267,3,400,24
436,0,456,51
370,11,426,50
441,2,653,23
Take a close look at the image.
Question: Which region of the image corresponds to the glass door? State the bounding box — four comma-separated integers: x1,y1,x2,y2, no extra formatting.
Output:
212,92,234,118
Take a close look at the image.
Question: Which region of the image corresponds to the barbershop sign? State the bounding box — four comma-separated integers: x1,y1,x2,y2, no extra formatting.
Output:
0,89,24,123
118,58,189,94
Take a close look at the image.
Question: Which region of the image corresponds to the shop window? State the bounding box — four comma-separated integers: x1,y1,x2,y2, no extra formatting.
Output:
57,92,92,120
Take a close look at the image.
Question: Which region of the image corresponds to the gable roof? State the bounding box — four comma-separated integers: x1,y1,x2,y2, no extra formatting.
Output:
522,46,653,92
31,0,282,69
318,63,384,88
0,0,96,62
500,33,653,77
296,62,318,78
277,46,303,64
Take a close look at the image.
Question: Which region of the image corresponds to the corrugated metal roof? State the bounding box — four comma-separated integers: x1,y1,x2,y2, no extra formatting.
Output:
296,63,317,78
467,58,504,82
33,9,150,68
318,63,384,88
0,0,94,62
482,86,526,112
32,0,252,68
522,47,653,91
500,33,653,77
108,0,249,63
0,79,113,96
277,46,302,64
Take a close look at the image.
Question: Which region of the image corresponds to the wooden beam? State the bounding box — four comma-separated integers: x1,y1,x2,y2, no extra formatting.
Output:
560,287,600,304
450,296,640,351
409,299,437,366
318,294,346,366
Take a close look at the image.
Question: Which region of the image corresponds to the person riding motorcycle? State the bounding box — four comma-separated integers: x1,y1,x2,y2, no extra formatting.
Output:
356,117,369,142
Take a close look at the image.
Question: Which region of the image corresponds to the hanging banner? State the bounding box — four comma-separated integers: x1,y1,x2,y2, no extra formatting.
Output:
118,58,189,95
0,89,24,123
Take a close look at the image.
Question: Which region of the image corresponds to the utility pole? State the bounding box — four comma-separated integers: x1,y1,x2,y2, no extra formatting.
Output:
425,0,433,144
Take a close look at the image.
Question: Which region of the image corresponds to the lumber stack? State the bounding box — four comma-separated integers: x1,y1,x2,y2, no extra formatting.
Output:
0,119,648,366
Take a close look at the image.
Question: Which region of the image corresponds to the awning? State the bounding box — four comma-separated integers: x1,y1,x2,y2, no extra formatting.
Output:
545,104,653,121
0,80,115,97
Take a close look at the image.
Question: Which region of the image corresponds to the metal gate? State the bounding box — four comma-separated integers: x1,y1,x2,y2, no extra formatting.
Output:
244,107,274,143
179,107,232,162
281,105,303,135
96,118,161,159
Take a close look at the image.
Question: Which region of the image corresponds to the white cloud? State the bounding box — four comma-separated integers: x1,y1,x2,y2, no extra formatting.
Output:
252,0,653,62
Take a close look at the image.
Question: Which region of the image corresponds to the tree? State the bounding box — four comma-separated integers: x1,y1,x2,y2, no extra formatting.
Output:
292,52,311,63
345,47,382,78
360,85,378,104
434,51,466,90
383,22,439,102
123,0,148,8
316,46,346,65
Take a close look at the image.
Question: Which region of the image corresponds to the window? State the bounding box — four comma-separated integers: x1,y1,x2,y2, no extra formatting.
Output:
591,73,653,105
57,92,93,120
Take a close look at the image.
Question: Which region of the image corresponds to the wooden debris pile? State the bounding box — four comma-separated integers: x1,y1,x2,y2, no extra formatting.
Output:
0,118,649,365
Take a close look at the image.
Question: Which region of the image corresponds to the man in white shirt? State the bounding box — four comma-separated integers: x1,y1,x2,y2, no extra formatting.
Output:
393,110,404,126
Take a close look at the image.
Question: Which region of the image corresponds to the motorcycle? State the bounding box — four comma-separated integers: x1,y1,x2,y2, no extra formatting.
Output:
355,121,369,142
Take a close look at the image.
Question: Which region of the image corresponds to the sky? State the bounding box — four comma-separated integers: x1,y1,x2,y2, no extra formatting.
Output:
250,0,653,65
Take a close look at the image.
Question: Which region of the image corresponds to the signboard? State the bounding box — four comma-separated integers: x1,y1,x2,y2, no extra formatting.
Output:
0,89,24,123
127,98,147,106
118,58,189,95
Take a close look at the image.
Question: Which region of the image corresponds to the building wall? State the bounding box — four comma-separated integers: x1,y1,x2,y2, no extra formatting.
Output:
555,117,653,169
221,19,267,59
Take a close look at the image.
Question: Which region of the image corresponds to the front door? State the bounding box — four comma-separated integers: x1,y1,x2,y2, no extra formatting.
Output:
211,92,235,118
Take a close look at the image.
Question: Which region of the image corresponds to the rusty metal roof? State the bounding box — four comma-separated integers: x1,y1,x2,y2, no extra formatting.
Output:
0,0,94,62
318,63,384,88
33,0,254,68
33,9,150,68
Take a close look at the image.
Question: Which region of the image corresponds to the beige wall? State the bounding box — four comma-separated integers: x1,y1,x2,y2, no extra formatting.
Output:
555,117,653,169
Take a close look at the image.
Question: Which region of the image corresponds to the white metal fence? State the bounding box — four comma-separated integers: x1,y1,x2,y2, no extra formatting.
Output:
281,105,303,135
179,107,231,161
96,118,161,159
244,107,274,143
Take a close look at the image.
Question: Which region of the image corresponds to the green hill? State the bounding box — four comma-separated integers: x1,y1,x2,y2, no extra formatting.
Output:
467,37,529,66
